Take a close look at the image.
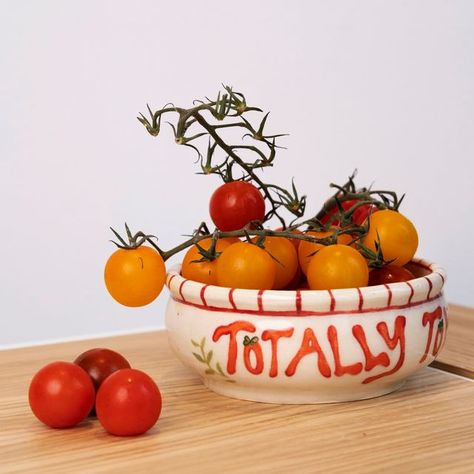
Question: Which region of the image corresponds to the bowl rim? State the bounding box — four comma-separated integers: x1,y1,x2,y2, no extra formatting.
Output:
166,258,446,316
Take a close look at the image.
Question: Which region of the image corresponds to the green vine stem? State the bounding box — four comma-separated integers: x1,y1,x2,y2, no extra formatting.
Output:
111,87,405,268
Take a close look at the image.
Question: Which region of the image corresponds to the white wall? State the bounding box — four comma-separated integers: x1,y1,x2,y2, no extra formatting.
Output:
1,0,473,347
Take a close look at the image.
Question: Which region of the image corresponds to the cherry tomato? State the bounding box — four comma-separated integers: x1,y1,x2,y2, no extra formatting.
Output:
307,244,369,290
181,237,239,285
369,265,415,286
275,227,303,252
216,242,276,289
29,362,95,428
352,203,378,225
363,210,418,266
104,246,166,307
320,199,358,225
209,181,265,231
258,236,298,289
74,348,131,390
96,368,162,436
298,230,352,275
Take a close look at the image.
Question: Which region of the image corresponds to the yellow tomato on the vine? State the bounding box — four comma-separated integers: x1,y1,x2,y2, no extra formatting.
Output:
298,230,352,275
104,246,166,307
259,236,299,290
181,237,239,285
216,242,276,290
307,244,369,290
363,210,418,266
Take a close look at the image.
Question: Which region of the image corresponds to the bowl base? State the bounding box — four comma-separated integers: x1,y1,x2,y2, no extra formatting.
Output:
202,378,406,404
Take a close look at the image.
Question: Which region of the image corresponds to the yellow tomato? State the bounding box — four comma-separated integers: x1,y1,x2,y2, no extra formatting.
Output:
104,246,166,307
307,244,369,290
298,230,352,275
181,238,238,285
363,210,418,266
216,242,276,290
260,236,299,289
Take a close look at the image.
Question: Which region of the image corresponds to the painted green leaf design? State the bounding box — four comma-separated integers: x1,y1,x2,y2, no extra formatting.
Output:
191,339,200,347
200,337,206,349
192,352,205,363
205,368,216,375
216,362,226,376
206,350,213,363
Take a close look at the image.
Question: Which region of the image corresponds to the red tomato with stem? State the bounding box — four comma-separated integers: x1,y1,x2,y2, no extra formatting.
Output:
96,368,162,436
29,362,95,428
369,265,415,286
209,181,265,231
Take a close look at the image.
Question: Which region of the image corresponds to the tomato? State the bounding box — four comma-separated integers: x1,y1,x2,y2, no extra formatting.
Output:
275,227,303,251
298,230,352,275
320,199,358,225
74,348,131,391
96,368,162,436
363,210,418,266
369,265,415,286
181,237,239,285
216,242,276,289
29,362,95,428
258,236,298,289
104,246,166,307
209,181,265,231
352,203,378,225
307,244,369,290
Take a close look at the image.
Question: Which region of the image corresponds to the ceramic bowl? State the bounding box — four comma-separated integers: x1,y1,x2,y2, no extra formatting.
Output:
165,258,447,404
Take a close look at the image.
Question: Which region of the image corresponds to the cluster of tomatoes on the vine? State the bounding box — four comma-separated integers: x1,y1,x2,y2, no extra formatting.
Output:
104,177,419,308
29,348,162,436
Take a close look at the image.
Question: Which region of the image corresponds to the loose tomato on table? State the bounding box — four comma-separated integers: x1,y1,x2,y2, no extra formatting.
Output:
307,244,369,290
209,181,265,231
369,265,415,286
363,209,418,266
28,362,95,428
181,237,239,285
216,242,276,290
104,246,166,307
96,368,162,436
74,348,131,391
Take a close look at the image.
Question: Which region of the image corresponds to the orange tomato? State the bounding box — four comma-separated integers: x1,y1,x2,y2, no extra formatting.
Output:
216,242,276,290
259,236,299,289
181,238,238,285
363,210,418,266
275,227,303,252
298,230,352,275
104,246,166,307
307,244,369,290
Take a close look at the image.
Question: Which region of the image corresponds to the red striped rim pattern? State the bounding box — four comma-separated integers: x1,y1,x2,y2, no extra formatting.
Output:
166,258,446,317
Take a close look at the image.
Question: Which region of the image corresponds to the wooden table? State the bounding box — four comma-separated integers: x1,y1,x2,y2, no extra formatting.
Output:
1,304,473,473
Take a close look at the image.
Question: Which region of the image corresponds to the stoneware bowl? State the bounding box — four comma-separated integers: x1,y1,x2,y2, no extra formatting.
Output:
165,258,447,404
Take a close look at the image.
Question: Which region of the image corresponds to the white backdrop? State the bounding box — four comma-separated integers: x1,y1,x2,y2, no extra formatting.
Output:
1,0,473,347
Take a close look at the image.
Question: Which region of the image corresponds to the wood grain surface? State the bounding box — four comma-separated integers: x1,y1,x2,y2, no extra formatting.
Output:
431,304,474,378
1,324,474,474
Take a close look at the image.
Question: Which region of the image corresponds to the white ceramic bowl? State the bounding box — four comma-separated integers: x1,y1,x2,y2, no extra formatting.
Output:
165,258,447,404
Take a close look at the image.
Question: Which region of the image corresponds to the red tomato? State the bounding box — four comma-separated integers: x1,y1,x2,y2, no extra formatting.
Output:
209,181,265,231
96,368,162,436
352,204,378,225
320,199,357,225
369,265,415,286
321,199,377,226
28,362,95,428
74,348,131,391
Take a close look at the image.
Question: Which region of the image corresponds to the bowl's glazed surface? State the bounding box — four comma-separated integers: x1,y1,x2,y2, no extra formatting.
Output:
165,259,447,404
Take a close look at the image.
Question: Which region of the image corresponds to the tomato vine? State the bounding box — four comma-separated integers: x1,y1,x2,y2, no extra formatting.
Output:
112,86,406,267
